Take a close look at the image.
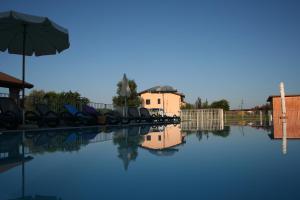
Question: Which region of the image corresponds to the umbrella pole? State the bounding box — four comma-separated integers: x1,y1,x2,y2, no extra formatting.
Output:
22,24,27,125
22,131,25,198
125,97,127,117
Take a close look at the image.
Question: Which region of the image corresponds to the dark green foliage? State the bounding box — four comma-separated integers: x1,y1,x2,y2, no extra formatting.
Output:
181,98,230,111
251,103,271,111
201,99,209,109
210,99,230,111
112,80,142,107
25,90,90,112
181,103,195,109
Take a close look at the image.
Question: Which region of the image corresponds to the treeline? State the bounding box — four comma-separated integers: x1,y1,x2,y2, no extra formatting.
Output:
25,90,89,112
181,98,230,111
250,103,271,111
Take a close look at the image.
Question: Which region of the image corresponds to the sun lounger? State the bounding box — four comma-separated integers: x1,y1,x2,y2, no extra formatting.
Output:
35,104,60,127
0,97,37,129
62,104,96,126
83,105,129,125
127,107,142,123
104,110,130,125
139,107,161,123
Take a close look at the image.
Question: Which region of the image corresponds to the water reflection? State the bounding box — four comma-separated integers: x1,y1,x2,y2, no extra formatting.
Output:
140,125,186,156
0,132,62,200
113,126,144,170
0,133,33,174
268,111,300,154
1,121,300,199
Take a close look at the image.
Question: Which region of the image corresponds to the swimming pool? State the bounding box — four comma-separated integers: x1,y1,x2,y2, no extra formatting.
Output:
0,124,300,200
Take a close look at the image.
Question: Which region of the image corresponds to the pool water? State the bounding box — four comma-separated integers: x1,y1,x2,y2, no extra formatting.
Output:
0,124,300,200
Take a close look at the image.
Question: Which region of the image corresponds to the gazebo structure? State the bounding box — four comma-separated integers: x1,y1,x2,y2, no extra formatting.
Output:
0,72,34,105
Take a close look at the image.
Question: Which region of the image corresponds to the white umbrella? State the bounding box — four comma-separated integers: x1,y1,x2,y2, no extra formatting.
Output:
120,73,131,117
0,10,69,123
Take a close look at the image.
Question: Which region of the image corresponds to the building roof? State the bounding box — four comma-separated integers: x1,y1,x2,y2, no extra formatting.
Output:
139,85,185,97
267,94,300,102
0,72,34,89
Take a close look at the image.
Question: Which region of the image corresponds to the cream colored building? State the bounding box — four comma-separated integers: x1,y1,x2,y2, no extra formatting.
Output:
139,86,185,116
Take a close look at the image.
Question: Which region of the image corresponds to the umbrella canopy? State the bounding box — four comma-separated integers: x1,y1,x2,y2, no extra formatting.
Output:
120,73,131,117
0,10,69,123
0,10,69,55
120,73,131,97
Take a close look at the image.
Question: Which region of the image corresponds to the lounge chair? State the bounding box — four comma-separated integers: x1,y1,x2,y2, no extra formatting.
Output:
104,110,130,125
62,104,96,126
0,97,22,129
0,97,37,129
139,107,160,123
83,105,128,125
35,104,60,127
0,107,18,129
82,105,105,125
82,105,100,118
127,107,142,123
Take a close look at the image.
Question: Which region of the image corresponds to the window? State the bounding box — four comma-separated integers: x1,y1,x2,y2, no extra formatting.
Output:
146,99,151,105
158,135,161,141
158,98,161,104
146,135,151,141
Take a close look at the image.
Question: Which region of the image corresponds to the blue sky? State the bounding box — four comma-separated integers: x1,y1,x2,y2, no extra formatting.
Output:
0,0,299,109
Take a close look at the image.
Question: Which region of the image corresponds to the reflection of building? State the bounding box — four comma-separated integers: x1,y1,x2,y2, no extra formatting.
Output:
267,95,300,139
141,125,185,151
0,134,33,173
139,86,185,116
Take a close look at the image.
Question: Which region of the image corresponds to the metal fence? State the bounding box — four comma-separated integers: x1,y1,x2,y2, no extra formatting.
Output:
0,93,114,112
88,102,114,110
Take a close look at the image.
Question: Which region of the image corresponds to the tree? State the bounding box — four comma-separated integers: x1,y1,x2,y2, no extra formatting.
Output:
202,99,209,109
25,90,90,112
252,103,271,111
181,103,194,109
210,99,230,111
195,97,202,109
112,79,142,107
25,90,46,111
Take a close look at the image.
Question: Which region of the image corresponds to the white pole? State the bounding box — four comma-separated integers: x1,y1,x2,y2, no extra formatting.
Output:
280,82,287,155
196,110,199,130
260,110,263,126
220,109,224,130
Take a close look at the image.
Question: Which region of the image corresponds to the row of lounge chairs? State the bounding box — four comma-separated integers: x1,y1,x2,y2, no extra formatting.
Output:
0,97,180,130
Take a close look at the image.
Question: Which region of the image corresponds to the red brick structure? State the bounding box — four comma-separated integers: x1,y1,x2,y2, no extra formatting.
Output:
267,95,300,139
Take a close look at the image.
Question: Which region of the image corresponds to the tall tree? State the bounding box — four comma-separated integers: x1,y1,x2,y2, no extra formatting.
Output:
112,79,141,107
195,97,202,109
202,99,209,109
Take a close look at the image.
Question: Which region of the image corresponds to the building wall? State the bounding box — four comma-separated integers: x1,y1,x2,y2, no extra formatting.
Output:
272,96,300,138
140,92,182,116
